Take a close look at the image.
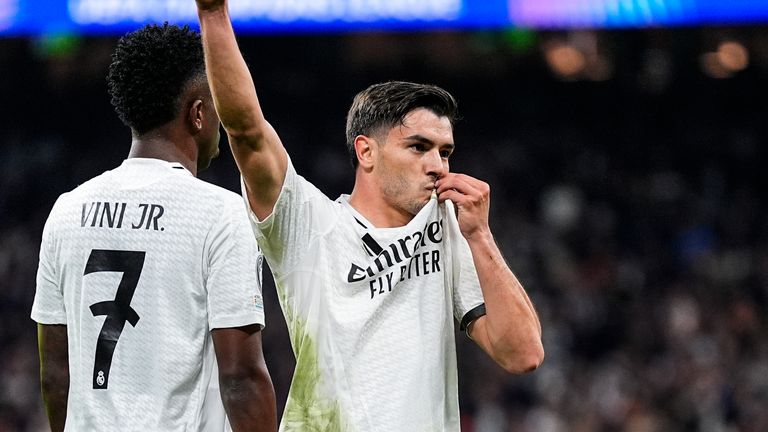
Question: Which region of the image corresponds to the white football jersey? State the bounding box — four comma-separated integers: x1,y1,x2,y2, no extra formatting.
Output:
245,156,485,432
32,158,265,432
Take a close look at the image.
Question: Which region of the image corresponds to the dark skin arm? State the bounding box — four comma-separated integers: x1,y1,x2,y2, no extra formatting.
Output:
38,324,69,432
212,324,276,432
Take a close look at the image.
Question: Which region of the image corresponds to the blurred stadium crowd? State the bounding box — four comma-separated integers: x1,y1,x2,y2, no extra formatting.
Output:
1,27,767,431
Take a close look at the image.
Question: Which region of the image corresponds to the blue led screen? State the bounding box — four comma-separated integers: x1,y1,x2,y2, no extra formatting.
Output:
1,0,767,36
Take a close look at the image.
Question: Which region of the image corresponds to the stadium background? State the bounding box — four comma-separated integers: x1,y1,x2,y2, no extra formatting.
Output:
1,1,768,430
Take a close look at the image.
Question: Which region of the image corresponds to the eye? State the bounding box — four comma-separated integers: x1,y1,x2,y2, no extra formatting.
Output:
410,143,426,152
440,150,452,158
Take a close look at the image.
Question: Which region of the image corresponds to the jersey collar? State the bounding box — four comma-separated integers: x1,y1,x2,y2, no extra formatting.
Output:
122,158,193,177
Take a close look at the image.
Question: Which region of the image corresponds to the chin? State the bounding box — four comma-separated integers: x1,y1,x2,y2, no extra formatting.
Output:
406,200,427,216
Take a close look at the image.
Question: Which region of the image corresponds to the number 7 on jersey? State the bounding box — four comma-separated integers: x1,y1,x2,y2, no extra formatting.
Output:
84,249,145,389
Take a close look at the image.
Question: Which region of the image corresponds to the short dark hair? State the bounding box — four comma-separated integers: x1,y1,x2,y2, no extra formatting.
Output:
345,81,458,167
107,23,205,135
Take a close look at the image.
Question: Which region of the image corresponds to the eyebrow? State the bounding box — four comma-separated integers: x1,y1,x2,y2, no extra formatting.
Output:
403,134,455,150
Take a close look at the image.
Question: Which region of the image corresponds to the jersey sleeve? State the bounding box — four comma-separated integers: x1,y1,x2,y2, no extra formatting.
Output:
205,197,266,330
444,200,486,330
240,154,337,279
31,198,67,325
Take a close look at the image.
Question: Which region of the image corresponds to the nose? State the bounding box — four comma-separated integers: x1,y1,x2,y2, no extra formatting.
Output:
425,148,447,180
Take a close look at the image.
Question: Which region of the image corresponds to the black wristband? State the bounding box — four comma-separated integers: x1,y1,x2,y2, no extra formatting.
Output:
460,303,487,332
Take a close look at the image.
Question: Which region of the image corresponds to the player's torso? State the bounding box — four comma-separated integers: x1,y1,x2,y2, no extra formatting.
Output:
51,162,227,431
279,199,461,432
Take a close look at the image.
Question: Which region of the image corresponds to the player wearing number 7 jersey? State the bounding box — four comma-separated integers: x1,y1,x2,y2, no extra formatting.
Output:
31,23,276,432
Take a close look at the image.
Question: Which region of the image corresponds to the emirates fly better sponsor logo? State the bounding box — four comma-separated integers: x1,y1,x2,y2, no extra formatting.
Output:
347,219,444,299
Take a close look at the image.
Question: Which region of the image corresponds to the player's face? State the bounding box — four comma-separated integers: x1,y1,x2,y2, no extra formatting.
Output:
374,108,453,217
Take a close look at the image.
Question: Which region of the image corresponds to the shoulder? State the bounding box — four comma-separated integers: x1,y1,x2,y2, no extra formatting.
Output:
45,170,112,216
181,178,253,227
61,169,114,198
186,177,243,206
263,158,340,221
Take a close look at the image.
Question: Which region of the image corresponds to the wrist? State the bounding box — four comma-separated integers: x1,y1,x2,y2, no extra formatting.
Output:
464,227,494,245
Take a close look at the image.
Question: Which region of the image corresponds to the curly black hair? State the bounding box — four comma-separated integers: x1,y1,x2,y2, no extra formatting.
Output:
345,81,458,168
107,23,205,135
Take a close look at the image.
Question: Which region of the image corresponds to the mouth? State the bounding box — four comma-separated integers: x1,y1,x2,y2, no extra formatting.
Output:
423,184,438,199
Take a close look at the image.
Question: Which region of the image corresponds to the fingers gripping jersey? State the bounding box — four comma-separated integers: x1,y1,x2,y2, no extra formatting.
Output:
31,159,265,432
244,156,485,432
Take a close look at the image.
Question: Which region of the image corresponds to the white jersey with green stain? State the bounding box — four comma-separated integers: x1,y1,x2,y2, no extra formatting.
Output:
245,157,485,432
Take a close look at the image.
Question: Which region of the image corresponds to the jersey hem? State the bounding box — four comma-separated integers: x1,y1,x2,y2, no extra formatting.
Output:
210,313,266,331
30,312,66,325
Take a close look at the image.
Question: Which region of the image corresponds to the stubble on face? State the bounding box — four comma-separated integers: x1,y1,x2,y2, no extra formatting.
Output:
380,165,428,216
376,141,434,217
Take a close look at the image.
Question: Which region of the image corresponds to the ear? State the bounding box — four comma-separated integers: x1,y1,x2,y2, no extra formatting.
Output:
188,99,204,133
354,135,376,170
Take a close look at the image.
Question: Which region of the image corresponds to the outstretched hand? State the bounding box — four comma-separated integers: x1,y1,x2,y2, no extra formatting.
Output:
435,173,491,240
195,0,226,11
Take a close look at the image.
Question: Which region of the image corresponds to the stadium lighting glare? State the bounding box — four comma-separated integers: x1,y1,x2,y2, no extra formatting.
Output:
700,40,749,79
545,42,586,79
716,41,749,72
544,31,613,81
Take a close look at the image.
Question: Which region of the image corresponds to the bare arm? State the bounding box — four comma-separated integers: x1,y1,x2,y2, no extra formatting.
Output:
38,324,69,432
212,325,276,432
436,173,544,374
196,0,288,220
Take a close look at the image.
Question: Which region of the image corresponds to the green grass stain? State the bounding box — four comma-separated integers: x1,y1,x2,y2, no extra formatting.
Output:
277,284,345,432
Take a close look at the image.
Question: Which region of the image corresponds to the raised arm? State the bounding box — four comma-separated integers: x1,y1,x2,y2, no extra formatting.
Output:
212,325,277,432
196,0,287,220
436,173,544,374
38,324,69,432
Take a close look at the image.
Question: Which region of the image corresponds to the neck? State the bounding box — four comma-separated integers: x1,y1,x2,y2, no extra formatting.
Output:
348,171,412,228
127,127,198,176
